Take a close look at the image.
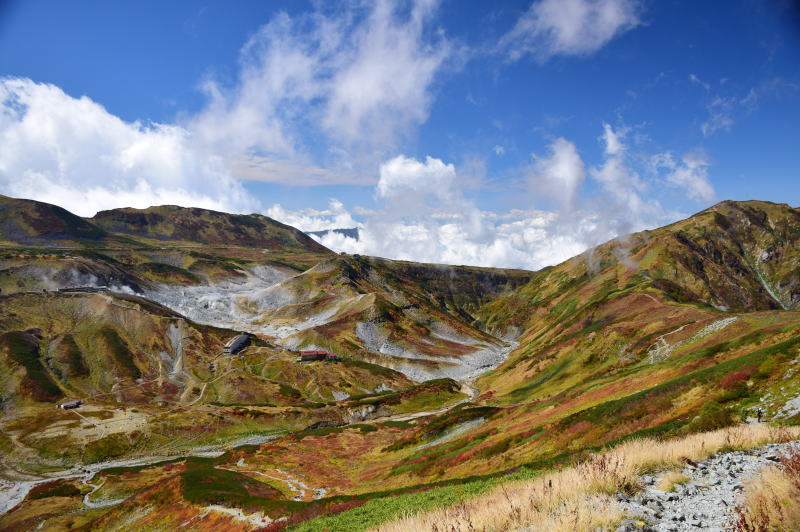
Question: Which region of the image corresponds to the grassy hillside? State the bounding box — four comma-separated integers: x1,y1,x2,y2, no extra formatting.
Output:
0,290,425,474
3,198,800,531
0,194,110,247
245,255,530,380
91,204,330,254
0,196,333,292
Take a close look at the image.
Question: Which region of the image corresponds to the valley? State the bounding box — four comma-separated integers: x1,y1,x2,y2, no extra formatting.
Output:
1,195,800,531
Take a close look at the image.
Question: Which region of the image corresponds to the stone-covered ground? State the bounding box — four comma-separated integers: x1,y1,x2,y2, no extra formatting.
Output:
617,439,800,531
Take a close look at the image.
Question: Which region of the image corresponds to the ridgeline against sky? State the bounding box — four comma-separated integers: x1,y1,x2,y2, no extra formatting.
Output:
0,0,798,269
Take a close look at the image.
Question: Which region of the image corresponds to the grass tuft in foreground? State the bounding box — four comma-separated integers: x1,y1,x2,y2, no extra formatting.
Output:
733,446,800,531
370,424,800,532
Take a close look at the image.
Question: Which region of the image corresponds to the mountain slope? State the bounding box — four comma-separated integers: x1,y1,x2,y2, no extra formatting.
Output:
91,205,331,254
480,200,799,337
0,289,421,474
0,195,110,247
156,254,534,381
4,198,800,531
474,201,800,402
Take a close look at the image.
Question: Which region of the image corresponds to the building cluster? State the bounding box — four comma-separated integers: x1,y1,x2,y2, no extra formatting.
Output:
221,334,340,362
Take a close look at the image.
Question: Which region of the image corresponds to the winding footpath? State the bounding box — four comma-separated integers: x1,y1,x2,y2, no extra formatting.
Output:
617,440,800,531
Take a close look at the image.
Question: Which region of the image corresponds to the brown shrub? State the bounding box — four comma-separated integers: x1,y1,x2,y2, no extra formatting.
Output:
732,447,800,531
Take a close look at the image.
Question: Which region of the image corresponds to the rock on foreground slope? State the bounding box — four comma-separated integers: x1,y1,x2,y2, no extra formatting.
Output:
618,440,800,531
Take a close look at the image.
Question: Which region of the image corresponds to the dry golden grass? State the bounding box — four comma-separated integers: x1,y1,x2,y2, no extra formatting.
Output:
733,446,800,531
656,470,689,493
372,424,800,532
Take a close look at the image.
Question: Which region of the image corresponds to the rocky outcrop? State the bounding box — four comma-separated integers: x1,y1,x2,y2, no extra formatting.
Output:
617,440,800,531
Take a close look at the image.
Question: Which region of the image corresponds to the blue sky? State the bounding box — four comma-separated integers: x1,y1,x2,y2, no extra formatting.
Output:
1,0,799,269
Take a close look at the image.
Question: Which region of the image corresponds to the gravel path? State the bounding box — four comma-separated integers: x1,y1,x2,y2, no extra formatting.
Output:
617,440,800,531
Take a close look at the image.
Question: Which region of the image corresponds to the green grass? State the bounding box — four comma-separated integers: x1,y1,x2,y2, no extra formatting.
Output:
28,480,82,500
181,460,303,515
100,458,183,476
56,334,89,377
0,330,63,401
384,406,500,452
138,262,201,284
82,432,143,463
378,420,415,429
287,465,543,532
99,327,141,379
279,383,303,398
344,357,406,379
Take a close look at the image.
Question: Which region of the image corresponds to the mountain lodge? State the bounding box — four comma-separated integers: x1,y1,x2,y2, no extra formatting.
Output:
223,334,251,355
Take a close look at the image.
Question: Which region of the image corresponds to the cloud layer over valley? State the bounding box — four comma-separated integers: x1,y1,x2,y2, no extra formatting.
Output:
269,124,713,270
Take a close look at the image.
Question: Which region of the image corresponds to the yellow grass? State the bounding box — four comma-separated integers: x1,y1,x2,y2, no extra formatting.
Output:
656,470,689,493
733,448,800,531
372,424,800,532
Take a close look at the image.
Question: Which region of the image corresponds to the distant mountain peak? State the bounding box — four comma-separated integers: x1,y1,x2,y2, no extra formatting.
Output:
307,227,360,240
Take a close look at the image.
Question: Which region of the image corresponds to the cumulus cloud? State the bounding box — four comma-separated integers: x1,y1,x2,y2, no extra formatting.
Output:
272,144,652,270
525,137,585,211
377,155,459,206
500,0,643,62
264,199,359,232
651,150,714,202
0,78,258,217
311,203,589,271
592,125,645,204
191,0,450,184
298,155,592,270
0,1,452,215
264,121,715,271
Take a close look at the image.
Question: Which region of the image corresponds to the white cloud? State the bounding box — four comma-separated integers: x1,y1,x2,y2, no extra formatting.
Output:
264,199,359,232
493,145,506,156
0,2,452,216
282,154,593,270
191,0,450,185
701,96,735,137
500,0,643,62
377,155,459,206
600,122,624,155
689,73,710,91
651,151,714,202
588,123,667,238
309,205,589,270
0,78,259,217
270,123,713,271
698,78,798,137
526,137,585,211
228,156,354,186
277,146,653,270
